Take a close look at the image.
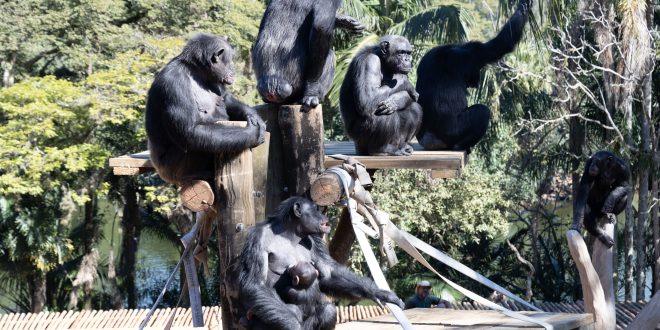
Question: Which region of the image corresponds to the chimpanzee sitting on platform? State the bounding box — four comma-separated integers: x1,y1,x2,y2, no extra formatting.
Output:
415,0,530,151
145,33,265,187
238,197,404,330
570,151,630,248
340,35,422,156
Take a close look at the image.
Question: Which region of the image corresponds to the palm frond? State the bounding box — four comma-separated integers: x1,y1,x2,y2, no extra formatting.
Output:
387,5,470,45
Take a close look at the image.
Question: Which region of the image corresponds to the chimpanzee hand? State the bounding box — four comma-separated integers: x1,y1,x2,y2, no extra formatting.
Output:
605,213,617,224
371,289,404,309
247,115,266,147
408,90,419,102
335,15,365,34
375,99,396,115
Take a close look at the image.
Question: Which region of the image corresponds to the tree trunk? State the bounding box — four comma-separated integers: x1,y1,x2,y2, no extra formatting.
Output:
625,176,636,301
29,271,46,313
636,73,652,301
1,53,16,87
119,180,141,308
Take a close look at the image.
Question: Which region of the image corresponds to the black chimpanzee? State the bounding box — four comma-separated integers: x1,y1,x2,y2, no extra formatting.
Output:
570,151,630,248
238,197,404,330
252,0,364,108
273,262,325,330
416,0,530,151
145,33,266,186
340,35,422,156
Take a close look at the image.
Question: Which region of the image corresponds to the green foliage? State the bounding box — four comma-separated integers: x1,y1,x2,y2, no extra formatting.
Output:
0,77,108,195
372,166,512,252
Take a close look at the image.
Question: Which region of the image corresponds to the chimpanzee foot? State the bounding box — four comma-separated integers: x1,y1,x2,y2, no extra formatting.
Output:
598,234,615,248
569,223,582,232
301,95,320,111
402,144,414,155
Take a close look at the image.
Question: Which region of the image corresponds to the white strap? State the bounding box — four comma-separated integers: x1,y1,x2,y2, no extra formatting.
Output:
348,200,415,330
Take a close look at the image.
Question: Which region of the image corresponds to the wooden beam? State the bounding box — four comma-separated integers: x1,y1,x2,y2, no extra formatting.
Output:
626,290,660,329
592,223,616,330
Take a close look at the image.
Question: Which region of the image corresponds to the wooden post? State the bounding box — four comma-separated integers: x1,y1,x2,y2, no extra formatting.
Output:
214,121,256,330
255,104,286,215
251,130,271,222
566,230,611,330
278,104,325,196
592,223,616,330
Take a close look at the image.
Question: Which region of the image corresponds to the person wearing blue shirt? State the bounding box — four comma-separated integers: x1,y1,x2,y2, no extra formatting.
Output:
404,280,449,309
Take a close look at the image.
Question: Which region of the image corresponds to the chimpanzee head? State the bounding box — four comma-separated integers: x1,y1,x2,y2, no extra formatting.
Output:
271,197,330,236
180,33,235,85
378,35,413,74
287,261,319,289
588,150,624,178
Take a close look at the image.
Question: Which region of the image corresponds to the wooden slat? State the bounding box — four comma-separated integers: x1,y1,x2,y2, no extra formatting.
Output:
108,142,465,178
336,308,594,329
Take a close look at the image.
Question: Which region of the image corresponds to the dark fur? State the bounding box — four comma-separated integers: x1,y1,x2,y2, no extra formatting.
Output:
238,197,404,330
571,151,630,248
340,35,422,156
252,0,363,108
416,0,529,151
145,33,265,185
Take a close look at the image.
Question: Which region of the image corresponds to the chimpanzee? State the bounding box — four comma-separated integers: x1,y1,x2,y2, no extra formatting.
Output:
570,151,630,248
273,262,326,330
415,0,530,151
340,35,422,156
252,0,364,108
238,197,404,330
145,33,266,186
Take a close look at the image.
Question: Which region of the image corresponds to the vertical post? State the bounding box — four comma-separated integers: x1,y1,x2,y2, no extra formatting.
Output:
215,121,256,330
251,130,271,222
255,104,286,216
592,223,616,330
278,104,325,196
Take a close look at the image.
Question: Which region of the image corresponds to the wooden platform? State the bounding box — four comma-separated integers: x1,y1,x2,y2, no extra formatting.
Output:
108,142,465,178
336,308,594,330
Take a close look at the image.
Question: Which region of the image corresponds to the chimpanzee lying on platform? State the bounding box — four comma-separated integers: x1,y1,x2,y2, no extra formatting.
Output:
238,197,403,330
570,151,630,247
146,33,265,187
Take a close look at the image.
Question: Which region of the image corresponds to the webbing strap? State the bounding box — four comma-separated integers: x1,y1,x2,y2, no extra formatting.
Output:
330,165,552,330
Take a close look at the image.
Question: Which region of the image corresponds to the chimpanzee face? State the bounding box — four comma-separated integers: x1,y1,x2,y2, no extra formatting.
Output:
589,151,623,181
210,40,235,85
380,36,413,74
292,200,331,235
287,262,319,289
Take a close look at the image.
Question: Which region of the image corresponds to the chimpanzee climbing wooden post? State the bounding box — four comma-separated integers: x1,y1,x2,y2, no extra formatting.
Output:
214,121,256,330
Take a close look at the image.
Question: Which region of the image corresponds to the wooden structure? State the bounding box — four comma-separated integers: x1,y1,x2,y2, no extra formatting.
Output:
336,308,594,330
3,301,658,330
108,143,465,179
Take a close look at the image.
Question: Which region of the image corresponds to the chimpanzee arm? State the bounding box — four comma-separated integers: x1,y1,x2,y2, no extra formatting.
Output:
310,236,404,308
238,228,303,330
307,2,340,84
602,166,631,214
162,92,262,153
476,0,529,66
571,158,594,230
225,93,266,143
355,55,414,116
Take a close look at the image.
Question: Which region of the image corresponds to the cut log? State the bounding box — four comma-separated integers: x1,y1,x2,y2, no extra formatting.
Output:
626,290,660,329
592,223,616,330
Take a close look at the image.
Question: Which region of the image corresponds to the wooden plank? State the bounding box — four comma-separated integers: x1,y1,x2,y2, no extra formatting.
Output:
336,308,594,330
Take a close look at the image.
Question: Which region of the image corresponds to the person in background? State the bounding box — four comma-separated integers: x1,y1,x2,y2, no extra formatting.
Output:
404,280,450,309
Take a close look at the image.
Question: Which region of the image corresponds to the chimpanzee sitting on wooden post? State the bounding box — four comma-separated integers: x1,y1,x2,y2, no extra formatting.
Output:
570,151,630,248
252,0,364,108
340,35,422,156
237,197,404,330
146,33,266,190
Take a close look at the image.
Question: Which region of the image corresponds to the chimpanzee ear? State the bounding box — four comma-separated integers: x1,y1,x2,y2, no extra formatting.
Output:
293,275,300,286
293,202,302,218
379,41,390,56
